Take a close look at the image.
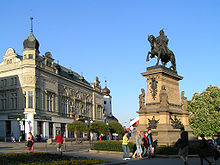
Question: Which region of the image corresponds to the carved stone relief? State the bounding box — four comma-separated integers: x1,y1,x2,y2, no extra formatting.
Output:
170,115,183,129
148,116,159,129
149,77,158,100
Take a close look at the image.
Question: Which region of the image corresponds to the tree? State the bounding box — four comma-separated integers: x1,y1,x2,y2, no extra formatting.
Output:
67,120,87,143
108,122,124,139
90,121,109,138
188,86,220,137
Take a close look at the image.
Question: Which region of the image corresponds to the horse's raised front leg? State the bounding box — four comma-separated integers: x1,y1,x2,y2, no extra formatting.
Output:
146,52,151,61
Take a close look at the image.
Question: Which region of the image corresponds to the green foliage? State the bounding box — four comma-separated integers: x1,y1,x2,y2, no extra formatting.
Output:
0,152,71,165
0,152,107,165
90,121,109,136
93,141,200,155
108,122,124,138
93,140,135,153
67,121,87,142
188,86,220,137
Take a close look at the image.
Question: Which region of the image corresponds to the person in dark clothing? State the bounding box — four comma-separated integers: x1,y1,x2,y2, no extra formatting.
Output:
142,132,149,157
199,134,212,165
178,127,189,165
147,129,153,158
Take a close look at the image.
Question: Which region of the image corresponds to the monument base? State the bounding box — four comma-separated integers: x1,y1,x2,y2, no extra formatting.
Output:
132,66,195,146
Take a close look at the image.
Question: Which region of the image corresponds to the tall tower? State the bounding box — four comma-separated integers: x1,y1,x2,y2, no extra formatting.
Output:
102,81,112,117
22,16,40,137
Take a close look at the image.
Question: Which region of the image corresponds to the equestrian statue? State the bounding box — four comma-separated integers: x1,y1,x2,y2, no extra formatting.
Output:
146,29,176,71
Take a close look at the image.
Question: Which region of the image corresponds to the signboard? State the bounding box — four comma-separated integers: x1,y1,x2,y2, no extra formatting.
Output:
8,115,25,119
34,115,51,121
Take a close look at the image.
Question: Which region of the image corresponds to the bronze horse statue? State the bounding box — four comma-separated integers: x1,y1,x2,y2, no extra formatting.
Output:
147,35,176,71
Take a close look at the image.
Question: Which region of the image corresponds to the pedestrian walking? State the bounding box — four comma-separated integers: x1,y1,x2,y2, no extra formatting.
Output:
27,132,33,153
178,126,189,165
147,128,153,158
122,131,130,160
132,130,143,159
55,131,63,155
142,132,149,157
11,134,16,142
199,134,212,165
212,133,220,165
208,138,219,165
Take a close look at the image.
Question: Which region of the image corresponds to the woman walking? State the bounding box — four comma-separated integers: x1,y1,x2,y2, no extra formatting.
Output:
122,131,130,160
27,132,33,153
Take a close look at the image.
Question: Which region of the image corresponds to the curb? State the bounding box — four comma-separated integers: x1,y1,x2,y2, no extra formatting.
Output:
89,150,199,158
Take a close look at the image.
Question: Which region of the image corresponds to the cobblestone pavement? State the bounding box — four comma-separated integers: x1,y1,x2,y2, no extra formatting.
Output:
0,142,218,165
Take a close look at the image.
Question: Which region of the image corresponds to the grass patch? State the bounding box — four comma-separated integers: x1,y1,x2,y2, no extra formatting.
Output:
0,152,108,165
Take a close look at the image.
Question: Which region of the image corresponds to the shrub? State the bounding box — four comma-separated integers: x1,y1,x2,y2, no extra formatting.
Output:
93,140,201,155
93,140,135,153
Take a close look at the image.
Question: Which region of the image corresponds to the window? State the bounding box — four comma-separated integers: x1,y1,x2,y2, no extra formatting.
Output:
28,91,33,108
36,91,39,109
0,80,3,88
29,54,33,59
47,92,54,112
10,78,13,86
61,97,68,114
0,94,7,110
23,92,26,108
11,93,17,109
14,77,17,85
104,101,107,104
4,79,7,87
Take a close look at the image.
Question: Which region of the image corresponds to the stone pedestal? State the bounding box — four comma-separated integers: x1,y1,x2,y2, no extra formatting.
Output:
136,66,193,146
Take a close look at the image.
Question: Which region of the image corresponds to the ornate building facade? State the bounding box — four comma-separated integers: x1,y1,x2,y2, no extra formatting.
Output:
0,18,103,140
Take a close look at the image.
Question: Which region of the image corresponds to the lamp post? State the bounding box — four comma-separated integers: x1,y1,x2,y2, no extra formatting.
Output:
85,118,94,149
17,117,24,142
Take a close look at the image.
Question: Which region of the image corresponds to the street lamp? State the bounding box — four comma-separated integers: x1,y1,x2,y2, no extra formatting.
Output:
17,117,21,142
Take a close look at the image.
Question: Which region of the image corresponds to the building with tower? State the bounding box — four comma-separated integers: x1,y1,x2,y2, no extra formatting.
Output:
0,17,103,141
102,82,118,123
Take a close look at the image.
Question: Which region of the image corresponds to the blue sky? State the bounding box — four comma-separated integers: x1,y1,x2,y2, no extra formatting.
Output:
0,0,219,126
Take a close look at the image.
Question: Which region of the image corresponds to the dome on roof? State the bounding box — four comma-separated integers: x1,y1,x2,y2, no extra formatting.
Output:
23,17,39,51
23,32,39,51
102,86,110,96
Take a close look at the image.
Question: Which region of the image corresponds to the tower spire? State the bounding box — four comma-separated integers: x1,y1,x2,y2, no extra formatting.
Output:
105,80,107,87
30,9,33,33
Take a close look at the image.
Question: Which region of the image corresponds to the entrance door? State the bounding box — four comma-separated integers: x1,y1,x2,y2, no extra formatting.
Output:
61,123,66,137
49,122,53,138
6,121,11,137
37,121,43,135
